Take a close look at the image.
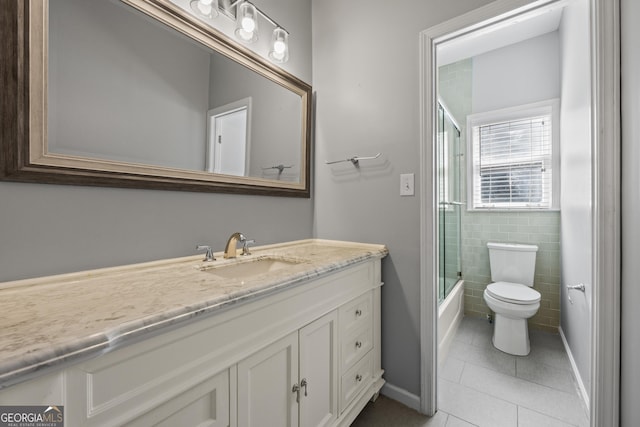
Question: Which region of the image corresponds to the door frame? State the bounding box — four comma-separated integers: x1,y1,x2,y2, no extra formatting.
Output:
418,0,620,425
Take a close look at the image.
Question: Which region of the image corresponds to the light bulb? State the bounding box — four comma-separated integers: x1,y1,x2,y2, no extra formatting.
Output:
241,16,256,33
273,40,286,54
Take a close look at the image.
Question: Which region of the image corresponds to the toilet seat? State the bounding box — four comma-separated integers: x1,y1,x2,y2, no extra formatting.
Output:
486,281,541,305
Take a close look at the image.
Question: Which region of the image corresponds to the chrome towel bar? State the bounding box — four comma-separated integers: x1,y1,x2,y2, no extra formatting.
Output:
325,153,381,166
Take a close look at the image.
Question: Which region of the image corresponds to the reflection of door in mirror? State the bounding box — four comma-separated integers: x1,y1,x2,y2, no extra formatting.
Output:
213,110,247,176
207,108,248,176
207,99,251,176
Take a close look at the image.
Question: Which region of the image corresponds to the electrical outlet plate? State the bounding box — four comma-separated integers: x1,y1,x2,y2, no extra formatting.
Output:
400,173,414,196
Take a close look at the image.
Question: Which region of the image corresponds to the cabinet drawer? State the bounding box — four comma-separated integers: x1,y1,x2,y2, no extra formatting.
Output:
340,324,373,372
339,292,372,336
339,351,372,413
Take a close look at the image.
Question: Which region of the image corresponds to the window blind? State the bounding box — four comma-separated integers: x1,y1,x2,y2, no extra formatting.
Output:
471,115,552,209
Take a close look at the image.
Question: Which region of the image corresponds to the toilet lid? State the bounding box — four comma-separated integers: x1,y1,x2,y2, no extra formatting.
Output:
486,282,541,304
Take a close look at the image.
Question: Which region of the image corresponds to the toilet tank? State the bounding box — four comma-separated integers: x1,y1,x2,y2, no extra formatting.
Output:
487,242,538,286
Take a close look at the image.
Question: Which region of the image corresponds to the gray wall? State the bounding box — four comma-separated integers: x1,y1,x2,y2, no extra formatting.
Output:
0,0,313,283
559,0,592,402
621,0,640,424
471,31,560,114
312,0,495,399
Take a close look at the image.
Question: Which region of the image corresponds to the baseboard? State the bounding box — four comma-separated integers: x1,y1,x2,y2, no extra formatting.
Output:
380,382,421,412
558,326,590,409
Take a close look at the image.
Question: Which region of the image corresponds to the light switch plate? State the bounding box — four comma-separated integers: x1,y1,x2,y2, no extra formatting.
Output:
400,173,414,196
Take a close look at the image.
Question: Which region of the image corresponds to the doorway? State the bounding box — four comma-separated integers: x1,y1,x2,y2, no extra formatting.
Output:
418,0,620,425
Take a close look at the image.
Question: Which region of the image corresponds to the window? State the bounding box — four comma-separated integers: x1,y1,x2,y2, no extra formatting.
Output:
467,100,559,210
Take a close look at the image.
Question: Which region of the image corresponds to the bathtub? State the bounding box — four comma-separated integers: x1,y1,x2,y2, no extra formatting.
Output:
438,279,464,366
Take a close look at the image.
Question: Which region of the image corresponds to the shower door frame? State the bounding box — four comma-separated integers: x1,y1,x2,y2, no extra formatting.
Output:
418,0,621,425
436,100,463,304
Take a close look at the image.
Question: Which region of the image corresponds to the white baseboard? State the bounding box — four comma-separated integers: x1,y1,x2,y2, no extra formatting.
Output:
558,326,590,409
380,382,421,412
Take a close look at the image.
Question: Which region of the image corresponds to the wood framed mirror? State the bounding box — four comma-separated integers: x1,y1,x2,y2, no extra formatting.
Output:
0,0,312,197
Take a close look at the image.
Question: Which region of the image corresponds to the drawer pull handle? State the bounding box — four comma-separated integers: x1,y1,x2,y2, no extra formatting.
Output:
355,309,362,317
356,374,363,382
355,341,362,348
301,378,308,396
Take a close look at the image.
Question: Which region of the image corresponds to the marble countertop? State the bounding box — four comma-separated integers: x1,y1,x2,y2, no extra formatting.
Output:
0,239,387,389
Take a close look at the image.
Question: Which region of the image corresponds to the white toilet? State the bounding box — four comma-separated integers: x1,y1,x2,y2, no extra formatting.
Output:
484,242,541,356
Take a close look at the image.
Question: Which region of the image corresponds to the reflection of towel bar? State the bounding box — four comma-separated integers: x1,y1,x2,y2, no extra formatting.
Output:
325,153,381,166
262,164,293,173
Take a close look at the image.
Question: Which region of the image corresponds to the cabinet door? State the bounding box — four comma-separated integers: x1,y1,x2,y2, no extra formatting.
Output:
125,369,230,427
237,332,299,427
299,311,338,427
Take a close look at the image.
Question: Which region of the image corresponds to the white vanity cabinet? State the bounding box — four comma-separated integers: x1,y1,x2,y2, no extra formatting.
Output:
0,249,384,427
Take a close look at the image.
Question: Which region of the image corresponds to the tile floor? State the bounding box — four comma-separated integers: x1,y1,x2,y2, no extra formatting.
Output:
352,316,589,427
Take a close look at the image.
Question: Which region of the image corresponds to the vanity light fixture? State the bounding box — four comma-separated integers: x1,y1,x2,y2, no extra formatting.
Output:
181,0,291,63
190,0,219,19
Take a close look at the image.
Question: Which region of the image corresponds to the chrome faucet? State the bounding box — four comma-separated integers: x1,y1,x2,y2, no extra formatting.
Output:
224,232,254,258
196,245,215,262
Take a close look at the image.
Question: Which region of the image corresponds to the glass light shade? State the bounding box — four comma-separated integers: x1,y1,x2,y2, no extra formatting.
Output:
190,0,219,19
234,2,259,43
269,27,289,63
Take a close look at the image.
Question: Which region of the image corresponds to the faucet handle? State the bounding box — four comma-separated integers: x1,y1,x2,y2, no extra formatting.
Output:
196,245,216,262
242,239,256,256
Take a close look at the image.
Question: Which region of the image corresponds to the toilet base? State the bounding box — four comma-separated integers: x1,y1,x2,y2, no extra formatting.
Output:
492,313,530,356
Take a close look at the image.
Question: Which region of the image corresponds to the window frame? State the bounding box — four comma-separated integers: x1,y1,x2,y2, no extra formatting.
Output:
466,99,560,211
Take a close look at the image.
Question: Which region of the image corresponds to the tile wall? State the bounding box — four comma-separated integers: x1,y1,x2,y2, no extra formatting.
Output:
462,211,561,332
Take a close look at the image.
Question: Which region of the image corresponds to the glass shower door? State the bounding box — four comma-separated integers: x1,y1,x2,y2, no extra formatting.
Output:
437,103,462,303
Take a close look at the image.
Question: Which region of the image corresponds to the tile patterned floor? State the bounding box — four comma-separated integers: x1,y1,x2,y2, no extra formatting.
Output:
352,317,589,427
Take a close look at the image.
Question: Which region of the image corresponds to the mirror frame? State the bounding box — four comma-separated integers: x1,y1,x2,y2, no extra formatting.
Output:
0,0,312,197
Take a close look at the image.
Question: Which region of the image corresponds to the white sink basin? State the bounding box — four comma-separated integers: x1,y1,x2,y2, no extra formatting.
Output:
201,256,304,280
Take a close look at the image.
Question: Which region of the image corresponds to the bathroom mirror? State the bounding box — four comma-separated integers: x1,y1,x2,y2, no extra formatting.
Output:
0,0,312,197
